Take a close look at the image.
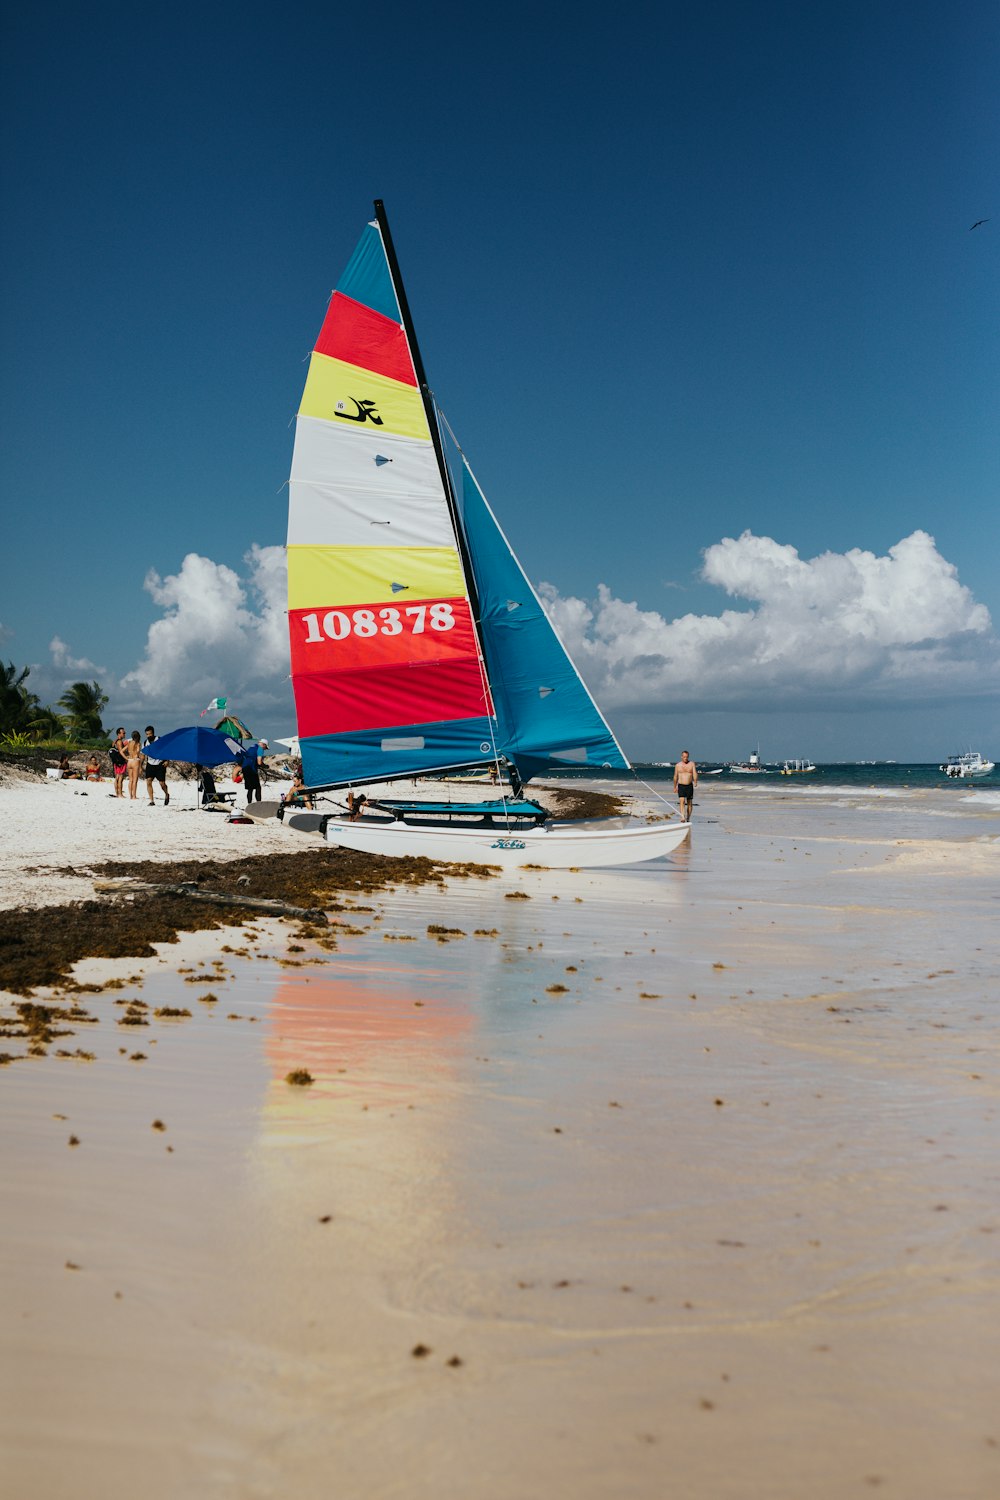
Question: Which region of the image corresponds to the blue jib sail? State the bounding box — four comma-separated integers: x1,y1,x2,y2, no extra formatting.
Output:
455,452,630,783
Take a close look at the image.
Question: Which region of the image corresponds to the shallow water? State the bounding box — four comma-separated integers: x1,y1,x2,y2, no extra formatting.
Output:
1,789,998,1499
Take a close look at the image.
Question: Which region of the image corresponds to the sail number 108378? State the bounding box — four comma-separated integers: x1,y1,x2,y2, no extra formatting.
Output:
300,603,456,643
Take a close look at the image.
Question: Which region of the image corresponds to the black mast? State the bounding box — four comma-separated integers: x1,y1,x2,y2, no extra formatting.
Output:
372,199,485,633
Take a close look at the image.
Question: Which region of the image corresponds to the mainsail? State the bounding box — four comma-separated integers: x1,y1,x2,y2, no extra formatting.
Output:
288,202,629,791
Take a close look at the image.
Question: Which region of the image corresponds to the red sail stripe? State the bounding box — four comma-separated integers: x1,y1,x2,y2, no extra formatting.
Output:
294,658,491,737
313,292,417,387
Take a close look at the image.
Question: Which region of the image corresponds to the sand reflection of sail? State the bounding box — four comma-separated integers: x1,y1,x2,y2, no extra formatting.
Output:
264,961,472,1119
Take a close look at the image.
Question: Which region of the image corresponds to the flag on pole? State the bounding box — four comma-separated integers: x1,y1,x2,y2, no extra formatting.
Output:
200,696,228,718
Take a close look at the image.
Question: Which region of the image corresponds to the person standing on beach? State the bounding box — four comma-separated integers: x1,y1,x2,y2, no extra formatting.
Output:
125,732,142,798
673,749,698,822
110,728,128,796
142,726,169,806
241,744,262,805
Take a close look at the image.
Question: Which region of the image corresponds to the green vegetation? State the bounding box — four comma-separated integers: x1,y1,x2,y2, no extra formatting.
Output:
0,661,108,749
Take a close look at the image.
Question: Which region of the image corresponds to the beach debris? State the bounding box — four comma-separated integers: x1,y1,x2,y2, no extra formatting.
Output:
285,1069,314,1086
168,881,330,924
154,1006,191,1019
151,1119,166,1132
411,1344,431,1358
65,1260,82,1271
318,1215,332,1223
545,983,568,994
505,891,530,900
68,1135,80,1147
445,1356,463,1367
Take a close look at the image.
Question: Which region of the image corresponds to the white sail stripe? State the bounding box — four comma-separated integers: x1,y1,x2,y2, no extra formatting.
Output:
288,480,458,548
291,415,441,496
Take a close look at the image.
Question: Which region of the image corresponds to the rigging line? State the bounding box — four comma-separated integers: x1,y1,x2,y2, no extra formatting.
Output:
631,770,680,818
435,407,512,819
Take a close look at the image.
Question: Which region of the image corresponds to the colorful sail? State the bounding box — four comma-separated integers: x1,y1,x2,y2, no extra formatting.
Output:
287,217,495,789
453,448,629,781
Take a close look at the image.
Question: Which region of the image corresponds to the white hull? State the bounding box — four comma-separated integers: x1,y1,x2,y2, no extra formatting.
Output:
940,753,994,779
323,817,691,868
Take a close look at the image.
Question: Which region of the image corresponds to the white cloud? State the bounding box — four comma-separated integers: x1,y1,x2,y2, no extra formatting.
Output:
118,545,293,722
542,530,999,711
49,637,107,676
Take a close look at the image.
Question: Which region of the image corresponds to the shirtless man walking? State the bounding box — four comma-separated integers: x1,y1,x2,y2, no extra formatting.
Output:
673,749,698,822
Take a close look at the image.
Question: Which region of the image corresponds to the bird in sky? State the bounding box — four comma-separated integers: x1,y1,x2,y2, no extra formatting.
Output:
969,218,990,230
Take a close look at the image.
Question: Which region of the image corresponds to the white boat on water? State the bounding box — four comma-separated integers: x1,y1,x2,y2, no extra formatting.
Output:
940,751,995,779
729,748,766,774
282,202,689,868
780,759,816,775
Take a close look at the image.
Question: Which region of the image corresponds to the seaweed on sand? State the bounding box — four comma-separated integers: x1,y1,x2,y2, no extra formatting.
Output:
0,850,495,995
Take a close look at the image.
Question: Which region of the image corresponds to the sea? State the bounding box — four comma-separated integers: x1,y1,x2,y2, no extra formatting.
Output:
550,760,998,794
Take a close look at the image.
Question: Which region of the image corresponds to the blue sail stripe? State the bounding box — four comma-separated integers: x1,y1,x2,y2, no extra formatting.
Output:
335,223,399,322
300,715,498,789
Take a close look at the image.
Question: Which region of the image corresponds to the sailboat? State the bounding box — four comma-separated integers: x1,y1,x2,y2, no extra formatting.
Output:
285,202,690,868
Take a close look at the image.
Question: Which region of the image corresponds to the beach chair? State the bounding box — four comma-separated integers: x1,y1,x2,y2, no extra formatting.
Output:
197,768,237,812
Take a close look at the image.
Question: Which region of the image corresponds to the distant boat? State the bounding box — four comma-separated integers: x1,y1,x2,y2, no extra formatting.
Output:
729,747,766,774
940,751,995,779
779,759,816,775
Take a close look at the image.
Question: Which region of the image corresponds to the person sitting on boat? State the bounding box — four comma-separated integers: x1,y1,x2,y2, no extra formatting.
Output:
346,791,367,821
283,767,313,810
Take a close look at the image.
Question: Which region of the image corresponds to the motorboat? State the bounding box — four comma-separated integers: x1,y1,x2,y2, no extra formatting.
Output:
940,751,995,779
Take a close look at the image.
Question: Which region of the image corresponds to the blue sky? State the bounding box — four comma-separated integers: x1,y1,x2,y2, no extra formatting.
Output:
1,1,997,761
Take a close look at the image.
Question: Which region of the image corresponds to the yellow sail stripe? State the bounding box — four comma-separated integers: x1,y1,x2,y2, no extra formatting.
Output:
287,544,467,609
298,353,430,441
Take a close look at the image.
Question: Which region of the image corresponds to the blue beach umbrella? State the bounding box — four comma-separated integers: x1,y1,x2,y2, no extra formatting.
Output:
144,726,245,766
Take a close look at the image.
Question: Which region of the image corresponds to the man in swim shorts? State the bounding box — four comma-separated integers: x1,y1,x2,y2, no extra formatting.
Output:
673,749,697,822
143,726,169,805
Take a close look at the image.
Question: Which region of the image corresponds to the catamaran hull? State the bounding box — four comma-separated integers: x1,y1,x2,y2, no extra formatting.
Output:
323,818,691,868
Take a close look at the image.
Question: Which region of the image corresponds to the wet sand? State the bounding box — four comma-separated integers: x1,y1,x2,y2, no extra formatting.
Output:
1,777,998,1498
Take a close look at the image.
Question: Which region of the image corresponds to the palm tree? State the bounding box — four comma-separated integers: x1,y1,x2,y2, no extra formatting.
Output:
1,661,42,736
58,680,109,742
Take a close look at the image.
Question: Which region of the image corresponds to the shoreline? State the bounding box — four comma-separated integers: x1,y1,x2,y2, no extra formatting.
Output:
2,772,998,1498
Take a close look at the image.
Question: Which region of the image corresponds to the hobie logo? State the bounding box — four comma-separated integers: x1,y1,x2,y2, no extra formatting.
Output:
335,398,383,425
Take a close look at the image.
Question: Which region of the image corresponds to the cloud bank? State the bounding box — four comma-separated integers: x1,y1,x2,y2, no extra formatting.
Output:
117,544,293,722
34,529,996,738
541,530,999,711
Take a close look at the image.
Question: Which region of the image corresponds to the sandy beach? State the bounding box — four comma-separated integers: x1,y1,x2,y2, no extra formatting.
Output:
1,769,998,1498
